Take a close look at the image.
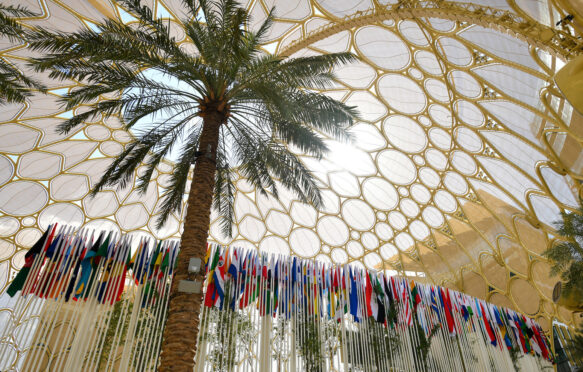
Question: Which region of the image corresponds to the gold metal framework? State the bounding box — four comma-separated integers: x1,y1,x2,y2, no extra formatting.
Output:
1,2,583,359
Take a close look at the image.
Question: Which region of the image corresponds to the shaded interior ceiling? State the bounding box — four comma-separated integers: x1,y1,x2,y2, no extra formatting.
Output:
1,0,583,332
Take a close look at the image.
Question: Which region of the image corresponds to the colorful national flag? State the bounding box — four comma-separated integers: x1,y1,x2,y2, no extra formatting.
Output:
204,246,221,307
7,225,54,297
410,280,421,310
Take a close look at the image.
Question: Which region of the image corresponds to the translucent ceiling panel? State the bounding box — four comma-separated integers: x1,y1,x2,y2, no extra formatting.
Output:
0,0,581,331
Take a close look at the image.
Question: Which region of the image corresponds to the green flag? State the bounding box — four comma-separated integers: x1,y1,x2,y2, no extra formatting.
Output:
96,233,110,260
150,241,162,272
7,227,52,297
126,245,132,269
160,250,169,273
374,275,384,299
208,247,221,276
85,233,110,298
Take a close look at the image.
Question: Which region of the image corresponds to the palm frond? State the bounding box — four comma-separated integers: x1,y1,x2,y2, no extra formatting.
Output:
0,5,46,104
29,0,359,232
155,130,202,229
544,205,583,294
0,4,37,41
213,135,237,237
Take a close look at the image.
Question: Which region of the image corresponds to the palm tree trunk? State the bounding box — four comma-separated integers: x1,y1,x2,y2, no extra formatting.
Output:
158,111,222,372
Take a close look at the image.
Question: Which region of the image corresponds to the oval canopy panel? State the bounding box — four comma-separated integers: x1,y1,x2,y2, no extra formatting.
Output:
1,0,582,330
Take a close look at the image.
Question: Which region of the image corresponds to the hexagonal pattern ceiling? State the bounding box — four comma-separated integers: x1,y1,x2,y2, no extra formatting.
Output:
1,0,583,334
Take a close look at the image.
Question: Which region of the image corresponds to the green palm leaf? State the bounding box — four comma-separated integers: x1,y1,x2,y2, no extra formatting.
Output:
28,0,358,232
0,5,46,104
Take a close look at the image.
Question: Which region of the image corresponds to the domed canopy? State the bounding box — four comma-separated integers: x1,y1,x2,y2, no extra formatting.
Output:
1,0,583,332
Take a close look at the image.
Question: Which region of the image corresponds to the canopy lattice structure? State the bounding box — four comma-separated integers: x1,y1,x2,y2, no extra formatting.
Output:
1,0,583,340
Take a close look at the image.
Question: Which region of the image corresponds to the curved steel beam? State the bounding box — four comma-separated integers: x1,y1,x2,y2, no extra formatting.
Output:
280,0,583,60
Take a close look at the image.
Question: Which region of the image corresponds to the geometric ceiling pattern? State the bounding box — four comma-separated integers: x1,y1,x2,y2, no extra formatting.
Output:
1,0,583,335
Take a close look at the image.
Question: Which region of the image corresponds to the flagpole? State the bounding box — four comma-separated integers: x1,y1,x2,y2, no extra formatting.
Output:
121,236,151,372
21,225,71,371
129,237,160,370
287,254,292,371
117,237,146,372
16,225,71,366
225,246,240,371
86,232,128,370
26,226,81,372
52,229,101,372
258,253,268,372
23,225,77,371
143,239,172,370
80,231,121,371
357,268,373,370
137,240,169,371
50,229,95,372
195,243,215,372
104,236,137,371
0,223,56,363
86,232,129,371
225,248,239,371
33,228,90,372
149,241,179,371
127,237,153,370
65,230,116,370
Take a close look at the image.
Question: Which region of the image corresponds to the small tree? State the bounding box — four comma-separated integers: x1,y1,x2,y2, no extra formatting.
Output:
544,206,583,363
201,306,256,371
544,206,583,293
413,317,440,371
295,313,326,372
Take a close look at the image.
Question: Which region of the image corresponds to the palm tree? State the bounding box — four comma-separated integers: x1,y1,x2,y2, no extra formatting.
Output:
544,206,583,293
0,4,45,104
27,0,358,370
544,206,583,365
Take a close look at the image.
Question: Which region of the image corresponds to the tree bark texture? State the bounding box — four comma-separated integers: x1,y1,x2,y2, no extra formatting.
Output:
158,112,222,372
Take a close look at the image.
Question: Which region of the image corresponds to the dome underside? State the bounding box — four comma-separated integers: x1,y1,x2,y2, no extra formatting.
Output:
1,0,582,332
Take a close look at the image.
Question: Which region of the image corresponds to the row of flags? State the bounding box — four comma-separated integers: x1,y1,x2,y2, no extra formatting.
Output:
6,224,178,307
203,244,554,363
4,226,554,365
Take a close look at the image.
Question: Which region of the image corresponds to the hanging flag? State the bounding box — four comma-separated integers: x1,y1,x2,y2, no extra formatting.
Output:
349,267,359,322
7,225,54,297
81,232,111,300
113,242,132,302
518,315,533,353
46,236,76,299
430,286,440,317
73,232,102,300
383,275,396,327
365,271,374,318
134,240,151,285
480,301,497,346
439,288,455,335
239,251,257,309
34,232,64,297
65,231,93,301
400,279,412,326
374,273,385,324
213,247,227,309
97,241,118,303
203,242,211,272
410,280,421,311
204,245,221,307
272,257,279,316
